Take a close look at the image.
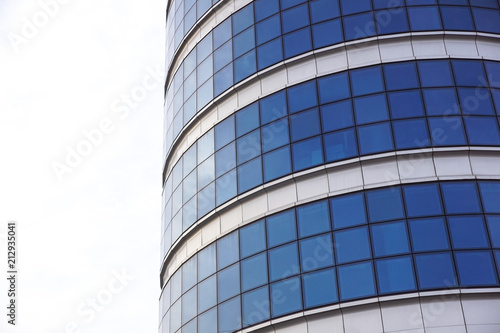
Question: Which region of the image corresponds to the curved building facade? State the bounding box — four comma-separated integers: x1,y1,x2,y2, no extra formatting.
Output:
160,0,500,332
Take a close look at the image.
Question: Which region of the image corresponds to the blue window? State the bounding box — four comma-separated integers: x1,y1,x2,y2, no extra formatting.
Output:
182,287,197,324
297,201,330,238
198,275,217,313
170,270,182,303
449,216,489,249
232,3,254,35
452,60,486,87
234,50,256,83
256,14,281,45
428,117,467,146
330,193,367,229
492,89,500,114
197,54,213,85
198,308,217,333
350,66,384,96
183,171,197,203
403,183,443,217
409,217,450,252
267,209,297,247
292,136,324,171
269,242,300,281
473,8,500,34
290,108,321,141
419,60,453,87
310,0,340,23
215,142,235,177
321,100,354,132
216,169,237,206
354,93,389,125
197,0,211,18
240,220,266,258
184,50,196,77
183,319,196,333
183,145,197,176
384,62,419,90
237,157,263,193
288,81,318,114
371,221,410,257
376,8,409,34
282,3,310,33
197,33,213,62
303,268,338,308
299,234,334,272
261,118,289,152
183,197,197,230
338,261,376,300
343,12,376,40
335,226,371,264
214,63,233,96
263,146,292,181
441,6,474,30
487,216,500,247
358,122,394,155
182,255,197,293
255,0,279,22
459,89,495,116
213,19,231,49
415,252,457,289
218,296,241,333
441,182,482,214
283,27,312,58
198,130,214,162
218,263,240,302
233,27,255,59
281,0,307,10
198,183,215,217
366,187,405,223
465,117,500,145
389,90,426,119
260,91,287,125
242,286,270,327
479,182,500,214
374,0,407,8
318,72,350,105
486,62,500,88
324,128,358,162
393,118,430,149
241,253,268,291
236,103,259,137
257,38,284,70
312,19,343,48
197,78,213,109
455,251,498,286
237,130,261,165
470,0,499,8
408,6,442,31
270,277,302,317
341,0,371,15
217,231,239,269
170,299,181,332
376,256,416,294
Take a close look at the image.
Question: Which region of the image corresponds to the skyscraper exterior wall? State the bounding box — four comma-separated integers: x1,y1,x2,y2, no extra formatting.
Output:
160,1,500,332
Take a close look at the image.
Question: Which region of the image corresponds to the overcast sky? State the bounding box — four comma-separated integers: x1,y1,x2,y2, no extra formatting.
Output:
0,0,165,332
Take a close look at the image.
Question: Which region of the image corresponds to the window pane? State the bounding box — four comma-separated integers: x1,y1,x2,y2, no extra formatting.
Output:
343,12,376,40
198,275,216,313
255,0,279,22
358,122,394,154
389,90,425,119
237,157,263,193
215,142,236,178
217,231,239,269
198,156,215,190
408,6,442,31
418,60,453,87
263,146,292,182
241,253,268,291
459,89,495,116
310,0,340,23
473,8,500,34
257,37,284,70
371,221,410,257
300,234,334,272
232,3,254,35
290,108,321,141
240,219,266,258
423,88,459,116
486,216,500,248
324,128,358,162
376,8,409,34
216,169,237,206
403,183,443,218
409,217,450,252
170,299,181,332
393,118,430,149
428,117,467,146
366,187,405,223
303,268,338,308
486,61,500,89
233,27,255,59
182,287,197,324
260,90,287,125
242,286,270,327
215,115,235,150
338,261,376,300
330,193,367,229
182,256,197,293
384,62,419,90
198,182,215,218
415,252,457,289
270,277,302,317
465,117,500,145
322,100,353,133
354,94,389,125
256,14,281,45
282,3,309,33
312,19,343,48
198,129,214,162
268,242,300,281
218,296,241,333
218,263,240,302
213,18,231,49
340,0,371,15
441,182,482,214
183,196,197,231
288,81,318,114
234,50,256,83
214,40,232,72
267,209,297,247
283,27,312,58
455,251,498,286
318,72,350,104
449,216,489,249
237,130,261,165
376,256,416,294
170,270,182,303
479,182,500,213
452,60,486,87
261,118,289,152
335,226,371,264
214,63,233,96
297,201,331,238
198,308,217,333
292,136,324,171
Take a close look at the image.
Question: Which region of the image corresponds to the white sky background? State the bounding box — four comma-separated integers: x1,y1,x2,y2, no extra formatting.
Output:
0,0,165,332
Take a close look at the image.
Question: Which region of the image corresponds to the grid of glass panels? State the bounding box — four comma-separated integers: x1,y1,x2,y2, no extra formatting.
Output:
161,58,500,256
164,0,500,156
160,180,500,333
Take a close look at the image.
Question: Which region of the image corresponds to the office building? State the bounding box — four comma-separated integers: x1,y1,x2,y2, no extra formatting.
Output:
160,0,500,332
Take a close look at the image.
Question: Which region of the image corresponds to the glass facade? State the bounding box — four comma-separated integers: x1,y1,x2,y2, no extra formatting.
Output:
162,1,500,332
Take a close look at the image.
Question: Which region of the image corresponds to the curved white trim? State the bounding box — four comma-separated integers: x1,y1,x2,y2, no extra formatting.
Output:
160,148,500,285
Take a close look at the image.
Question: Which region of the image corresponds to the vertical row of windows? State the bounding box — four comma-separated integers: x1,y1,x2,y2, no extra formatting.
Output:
160,180,500,333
